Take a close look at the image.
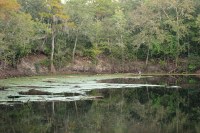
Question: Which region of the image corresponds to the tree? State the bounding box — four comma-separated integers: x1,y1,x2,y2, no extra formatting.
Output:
17,0,46,20
0,0,19,18
130,0,196,66
196,15,200,42
40,0,69,72
158,0,195,66
0,12,38,67
0,0,43,67
65,0,94,63
130,1,163,65
114,9,126,49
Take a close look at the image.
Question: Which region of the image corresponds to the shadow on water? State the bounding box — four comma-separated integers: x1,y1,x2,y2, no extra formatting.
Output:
98,75,200,88
0,76,200,133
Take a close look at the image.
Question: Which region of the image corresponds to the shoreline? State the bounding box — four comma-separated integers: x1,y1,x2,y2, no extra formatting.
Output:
0,70,199,80
1,54,199,79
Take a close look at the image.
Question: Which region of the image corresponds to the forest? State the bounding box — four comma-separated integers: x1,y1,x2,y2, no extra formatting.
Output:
1,1,200,132
1,0,200,74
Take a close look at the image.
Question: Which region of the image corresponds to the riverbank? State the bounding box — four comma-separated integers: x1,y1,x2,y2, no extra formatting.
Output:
0,54,198,79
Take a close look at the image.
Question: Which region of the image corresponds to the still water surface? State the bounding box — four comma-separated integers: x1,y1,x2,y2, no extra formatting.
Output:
0,74,200,133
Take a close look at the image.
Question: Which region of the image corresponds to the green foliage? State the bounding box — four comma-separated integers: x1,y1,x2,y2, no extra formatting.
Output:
188,78,197,84
159,60,167,69
39,59,50,67
0,12,38,66
0,0,20,18
188,55,200,71
93,0,117,20
83,46,101,60
17,0,46,20
0,0,200,71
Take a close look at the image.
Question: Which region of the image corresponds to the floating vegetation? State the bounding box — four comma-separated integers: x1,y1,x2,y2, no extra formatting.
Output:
16,86,53,88
0,74,198,104
19,89,51,95
0,86,9,91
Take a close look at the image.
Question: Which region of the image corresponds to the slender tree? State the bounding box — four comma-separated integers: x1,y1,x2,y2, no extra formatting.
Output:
130,1,163,65
40,0,69,72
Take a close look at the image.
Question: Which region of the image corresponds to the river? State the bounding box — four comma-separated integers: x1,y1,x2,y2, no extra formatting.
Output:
0,74,200,133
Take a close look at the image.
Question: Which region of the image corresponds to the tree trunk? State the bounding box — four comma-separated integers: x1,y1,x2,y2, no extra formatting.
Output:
52,101,55,115
145,46,150,66
120,35,125,72
50,32,56,73
175,7,180,68
72,34,78,63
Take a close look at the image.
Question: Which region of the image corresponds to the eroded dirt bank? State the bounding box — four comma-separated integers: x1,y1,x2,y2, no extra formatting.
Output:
0,54,196,79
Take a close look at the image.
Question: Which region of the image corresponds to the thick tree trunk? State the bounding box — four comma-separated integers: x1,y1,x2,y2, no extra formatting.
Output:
50,32,56,73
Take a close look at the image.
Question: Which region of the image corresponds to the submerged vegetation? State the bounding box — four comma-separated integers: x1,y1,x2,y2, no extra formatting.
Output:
0,0,200,73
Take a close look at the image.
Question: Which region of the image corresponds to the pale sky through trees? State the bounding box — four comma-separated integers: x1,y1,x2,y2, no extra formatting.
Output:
61,0,66,4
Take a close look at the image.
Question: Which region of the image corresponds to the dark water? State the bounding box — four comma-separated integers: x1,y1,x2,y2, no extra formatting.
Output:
0,76,200,133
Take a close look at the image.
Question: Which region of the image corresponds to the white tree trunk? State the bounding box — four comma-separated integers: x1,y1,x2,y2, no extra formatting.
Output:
72,35,78,63
50,32,56,73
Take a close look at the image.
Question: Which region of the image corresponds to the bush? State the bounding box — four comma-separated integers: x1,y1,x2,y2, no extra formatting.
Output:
188,55,200,72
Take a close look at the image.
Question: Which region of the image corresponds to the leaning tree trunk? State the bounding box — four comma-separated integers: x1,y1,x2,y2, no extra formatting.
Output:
50,31,56,73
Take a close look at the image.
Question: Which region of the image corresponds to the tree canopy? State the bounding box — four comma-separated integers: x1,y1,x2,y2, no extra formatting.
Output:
0,0,200,72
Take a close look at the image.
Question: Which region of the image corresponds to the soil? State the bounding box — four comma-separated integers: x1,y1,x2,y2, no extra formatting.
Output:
0,54,195,79
0,54,48,79
0,68,27,79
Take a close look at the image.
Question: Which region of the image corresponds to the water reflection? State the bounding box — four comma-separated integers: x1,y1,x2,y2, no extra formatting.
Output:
98,76,200,88
0,83,200,133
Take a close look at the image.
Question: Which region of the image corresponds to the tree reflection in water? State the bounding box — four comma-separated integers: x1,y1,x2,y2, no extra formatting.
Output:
0,77,200,133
